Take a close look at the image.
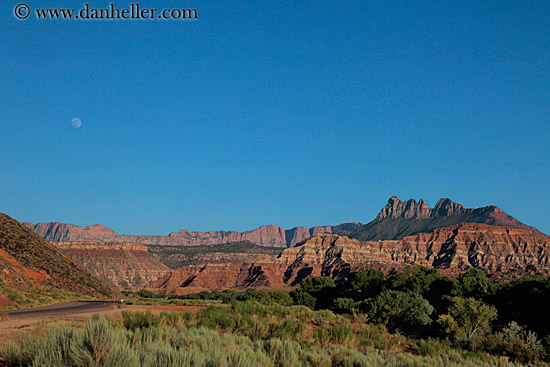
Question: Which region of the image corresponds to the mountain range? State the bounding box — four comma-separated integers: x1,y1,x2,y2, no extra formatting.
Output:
153,223,550,294
10,196,550,294
24,197,545,248
24,222,363,247
350,196,546,240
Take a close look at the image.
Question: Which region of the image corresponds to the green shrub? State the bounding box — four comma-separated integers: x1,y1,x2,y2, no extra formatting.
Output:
159,311,182,327
122,310,160,330
328,324,353,346
443,297,498,341
367,290,434,333
0,302,527,367
332,298,357,314
262,338,301,367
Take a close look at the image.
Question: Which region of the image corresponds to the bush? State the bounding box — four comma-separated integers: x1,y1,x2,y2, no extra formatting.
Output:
122,310,159,330
366,290,434,333
443,297,497,341
332,298,357,314
469,333,540,365
291,289,317,309
328,324,353,345
0,302,528,367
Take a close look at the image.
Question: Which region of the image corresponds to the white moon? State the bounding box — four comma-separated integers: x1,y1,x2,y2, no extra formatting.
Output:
71,118,82,128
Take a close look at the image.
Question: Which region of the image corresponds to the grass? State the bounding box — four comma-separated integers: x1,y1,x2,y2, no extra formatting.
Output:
0,313,524,367
0,298,539,366
0,284,92,310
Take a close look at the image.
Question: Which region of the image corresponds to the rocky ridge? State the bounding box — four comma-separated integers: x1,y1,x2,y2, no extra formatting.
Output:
151,223,550,294
350,196,546,241
25,222,363,248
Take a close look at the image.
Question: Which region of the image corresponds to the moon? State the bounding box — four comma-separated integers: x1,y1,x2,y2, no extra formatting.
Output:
71,118,82,128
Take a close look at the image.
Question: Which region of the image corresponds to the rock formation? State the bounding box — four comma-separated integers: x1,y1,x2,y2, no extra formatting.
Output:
55,242,172,289
351,196,546,241
19,197,549,293
150,223,550,294
25,222,363,247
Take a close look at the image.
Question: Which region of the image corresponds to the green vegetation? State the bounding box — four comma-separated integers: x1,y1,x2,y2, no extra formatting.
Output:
1,303,525,367
127,266,550,365
0,284,89,310
3,266,549,366
283,266,550,365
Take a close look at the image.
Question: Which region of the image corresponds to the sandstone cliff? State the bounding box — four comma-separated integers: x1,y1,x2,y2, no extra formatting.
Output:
53,240,283,290
281,224,550,283
26,222,363,247
152,223,550,294
55,242,172,289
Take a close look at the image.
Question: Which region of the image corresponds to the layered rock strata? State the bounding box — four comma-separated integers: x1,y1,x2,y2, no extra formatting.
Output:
151,223,550,294
26,222,363,247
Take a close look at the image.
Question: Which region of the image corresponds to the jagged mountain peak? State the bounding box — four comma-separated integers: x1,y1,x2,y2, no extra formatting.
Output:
376,196,431,220
432,198,466,217
356,196,545,241
377,196,477,220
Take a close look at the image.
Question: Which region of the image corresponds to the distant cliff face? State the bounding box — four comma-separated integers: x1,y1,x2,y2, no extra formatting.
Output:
52,240,283,290
22,196,549,293
25,222,364,247
280,224,550,282
150,223,550,294
55,242,172,289
376,196,519,221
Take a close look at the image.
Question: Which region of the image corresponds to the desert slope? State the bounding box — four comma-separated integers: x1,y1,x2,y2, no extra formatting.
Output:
0,213,114,297
55,241,172,289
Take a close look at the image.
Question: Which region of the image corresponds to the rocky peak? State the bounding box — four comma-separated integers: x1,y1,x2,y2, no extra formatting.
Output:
432,198,466,217
376,196,474,220
376,196,431,220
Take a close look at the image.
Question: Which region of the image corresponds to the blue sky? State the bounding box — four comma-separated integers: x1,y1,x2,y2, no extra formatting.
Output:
1,0,549,235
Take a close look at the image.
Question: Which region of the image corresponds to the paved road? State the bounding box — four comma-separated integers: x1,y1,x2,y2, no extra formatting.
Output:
0,301,115,318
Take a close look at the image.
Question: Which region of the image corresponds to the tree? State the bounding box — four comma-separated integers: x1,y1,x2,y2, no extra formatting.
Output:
441,297,497,340
341,269,385,300
367,289,434,333
332,297,357,314
489,276,550,336
454,269,496,299
270,290,293,306
299,276,336,294
291,276,336,309
290,288,316,309
386,266,440,296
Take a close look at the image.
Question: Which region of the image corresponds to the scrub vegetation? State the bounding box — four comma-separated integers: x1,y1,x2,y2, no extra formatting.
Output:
3,266,549,366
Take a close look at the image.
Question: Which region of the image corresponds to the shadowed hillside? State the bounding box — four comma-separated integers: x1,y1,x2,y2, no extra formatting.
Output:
0,213,114,298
